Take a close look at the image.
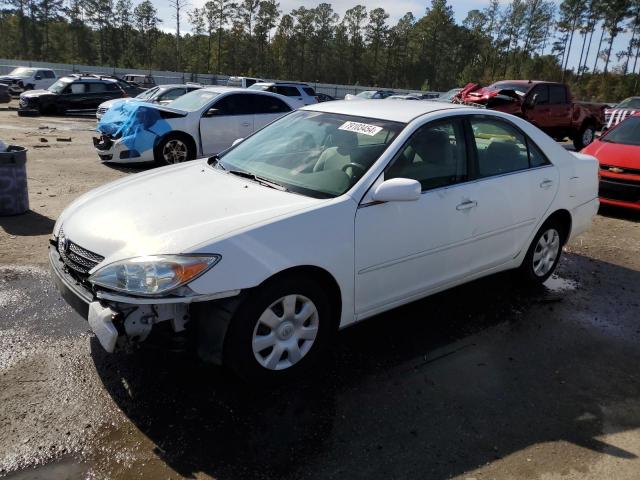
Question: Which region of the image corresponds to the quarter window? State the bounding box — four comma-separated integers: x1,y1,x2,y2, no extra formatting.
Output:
386,119,468,191
470,118,549,177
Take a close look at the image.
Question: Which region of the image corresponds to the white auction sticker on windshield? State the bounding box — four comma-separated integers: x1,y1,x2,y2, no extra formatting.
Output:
339,121,383,136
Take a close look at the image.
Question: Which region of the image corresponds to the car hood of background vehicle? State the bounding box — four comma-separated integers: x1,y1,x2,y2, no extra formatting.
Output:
60,161,323,264
21,89,55,99
582,139,640,169
0,76,22,82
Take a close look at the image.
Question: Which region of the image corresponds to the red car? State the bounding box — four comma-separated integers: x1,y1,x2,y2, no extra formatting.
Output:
582,113,640,210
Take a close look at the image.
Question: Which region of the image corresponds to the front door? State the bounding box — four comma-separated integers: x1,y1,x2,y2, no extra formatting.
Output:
354,118,475,319
200,93,254,155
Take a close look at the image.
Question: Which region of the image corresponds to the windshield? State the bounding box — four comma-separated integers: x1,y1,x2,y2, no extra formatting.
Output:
217,110,404,198
248,84,270,91
136,86,160,100
601,116,640,146
47,79,72,94
440,88,461,100
489,82,531,96
8,67,35,78
616,97,640,109
167,90,219,112
356,91,377,99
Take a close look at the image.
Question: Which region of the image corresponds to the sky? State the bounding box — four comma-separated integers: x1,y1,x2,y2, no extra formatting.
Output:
154,0,633,74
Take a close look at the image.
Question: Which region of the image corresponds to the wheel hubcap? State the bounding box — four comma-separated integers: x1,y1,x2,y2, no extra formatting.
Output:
583,128,594,146
252,294,319,371
533,228,560,277
163,139,187,164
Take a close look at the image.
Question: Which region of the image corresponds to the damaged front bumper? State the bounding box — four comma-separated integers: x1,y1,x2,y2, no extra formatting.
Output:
49,245,239,354
93,134,154,163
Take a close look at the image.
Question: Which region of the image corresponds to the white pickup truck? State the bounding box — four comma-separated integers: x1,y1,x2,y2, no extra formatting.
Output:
0,67,57,94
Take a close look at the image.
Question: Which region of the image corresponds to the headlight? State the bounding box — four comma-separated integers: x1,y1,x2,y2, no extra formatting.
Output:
89,254,220,296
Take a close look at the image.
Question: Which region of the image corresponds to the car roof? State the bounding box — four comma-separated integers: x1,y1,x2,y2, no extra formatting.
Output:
302,99,469,123
252,82,309,87
492,80,562,87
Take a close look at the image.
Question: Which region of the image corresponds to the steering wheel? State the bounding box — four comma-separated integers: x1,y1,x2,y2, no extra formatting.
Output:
341,162,366,176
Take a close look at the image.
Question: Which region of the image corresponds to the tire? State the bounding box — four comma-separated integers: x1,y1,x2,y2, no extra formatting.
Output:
154,134,195,166
518,219,565,285
223,274,337,384
573,122,596,151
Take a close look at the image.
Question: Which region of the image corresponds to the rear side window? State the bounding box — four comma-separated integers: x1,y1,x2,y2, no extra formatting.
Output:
252,95,292,114
470,118,530,177
549,85,567,104
88,82,107,92
303,87,316,96
275,86,300,97
105,82,120,91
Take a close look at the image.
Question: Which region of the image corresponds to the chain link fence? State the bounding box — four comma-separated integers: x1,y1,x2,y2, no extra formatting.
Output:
0,58,441,98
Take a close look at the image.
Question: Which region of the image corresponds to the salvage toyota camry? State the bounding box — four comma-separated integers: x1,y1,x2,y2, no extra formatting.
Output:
50,101,599,382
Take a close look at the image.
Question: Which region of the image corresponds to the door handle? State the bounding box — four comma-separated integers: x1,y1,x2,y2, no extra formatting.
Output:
456,200,477,211
241,122,250,127
540,179,554,189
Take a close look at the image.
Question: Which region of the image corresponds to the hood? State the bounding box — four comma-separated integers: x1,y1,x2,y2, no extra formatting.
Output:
20,89,54,99
0,76,22,83
58,160,322,264
581,139,640,169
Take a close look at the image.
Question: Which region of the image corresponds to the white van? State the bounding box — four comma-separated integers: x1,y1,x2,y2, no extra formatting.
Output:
226,76,264,88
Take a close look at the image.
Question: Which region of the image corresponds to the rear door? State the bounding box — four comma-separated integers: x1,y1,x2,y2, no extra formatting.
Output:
199,93,254,155
465,115,559,273
252,94,292,130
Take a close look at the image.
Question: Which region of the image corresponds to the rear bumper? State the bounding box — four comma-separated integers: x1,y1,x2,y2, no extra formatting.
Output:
569,197,599,240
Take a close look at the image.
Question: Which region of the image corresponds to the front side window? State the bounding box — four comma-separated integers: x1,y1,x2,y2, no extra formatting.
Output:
471,117,547,177
530,85,549,105
48,79,72,94
386,119,467,191
213,94,253,115
216,110,404,198
70,83,87,94
549,85,567,104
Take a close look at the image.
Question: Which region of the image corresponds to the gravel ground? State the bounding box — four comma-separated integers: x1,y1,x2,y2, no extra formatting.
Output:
1,109,640,480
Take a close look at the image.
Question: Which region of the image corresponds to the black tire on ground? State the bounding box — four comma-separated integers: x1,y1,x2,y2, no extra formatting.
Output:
223,274,338,384
517,218,566,285
573,122,596,151
153,133,195,166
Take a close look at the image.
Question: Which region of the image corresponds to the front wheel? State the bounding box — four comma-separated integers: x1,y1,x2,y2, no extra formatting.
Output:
518,220,565,284
154,134,194,166
573,123,596,151
223,275,337,383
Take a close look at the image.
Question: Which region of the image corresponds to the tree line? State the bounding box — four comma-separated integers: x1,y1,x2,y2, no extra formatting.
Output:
1,0,640,100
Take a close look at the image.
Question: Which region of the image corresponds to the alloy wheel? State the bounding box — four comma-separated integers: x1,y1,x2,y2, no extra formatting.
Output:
582,128,594,146
162,139,188,164
532,228,560,277
251,294,319,370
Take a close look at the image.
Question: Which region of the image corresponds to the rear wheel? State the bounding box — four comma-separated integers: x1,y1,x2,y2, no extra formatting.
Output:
223,274,337,383
518,219,565,284
573,122,596,151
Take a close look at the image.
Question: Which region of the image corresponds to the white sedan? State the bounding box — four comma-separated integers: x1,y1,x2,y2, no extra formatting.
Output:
51,101,598,382
93,86,297,165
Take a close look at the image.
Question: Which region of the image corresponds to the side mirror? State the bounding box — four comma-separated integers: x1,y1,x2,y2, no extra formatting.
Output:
232,138,244,146
35,75,42,80
371,178,421,203
526,93,538,108
204,108,220,117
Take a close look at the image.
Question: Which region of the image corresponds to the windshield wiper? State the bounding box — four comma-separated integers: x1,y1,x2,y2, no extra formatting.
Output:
208,155,226,170
227,169,288,191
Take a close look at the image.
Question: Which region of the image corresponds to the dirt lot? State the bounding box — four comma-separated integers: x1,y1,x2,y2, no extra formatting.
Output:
0,106,133,266
1,109,640,480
